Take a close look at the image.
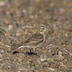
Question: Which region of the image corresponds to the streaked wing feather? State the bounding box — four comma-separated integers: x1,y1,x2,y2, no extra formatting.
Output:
23,33,43,45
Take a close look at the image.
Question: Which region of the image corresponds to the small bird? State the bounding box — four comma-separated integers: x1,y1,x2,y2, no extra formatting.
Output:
12,25,49,53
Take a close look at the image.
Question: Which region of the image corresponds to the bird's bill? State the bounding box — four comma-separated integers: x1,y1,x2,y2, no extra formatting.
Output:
46,28,50,31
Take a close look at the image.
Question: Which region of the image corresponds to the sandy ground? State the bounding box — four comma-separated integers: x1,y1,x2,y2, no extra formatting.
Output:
0,0,72,72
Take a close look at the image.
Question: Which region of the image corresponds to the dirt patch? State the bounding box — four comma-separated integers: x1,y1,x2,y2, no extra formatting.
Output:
0,0,72,72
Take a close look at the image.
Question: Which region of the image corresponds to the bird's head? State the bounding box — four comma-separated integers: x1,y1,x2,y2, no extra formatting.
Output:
38,25,49,34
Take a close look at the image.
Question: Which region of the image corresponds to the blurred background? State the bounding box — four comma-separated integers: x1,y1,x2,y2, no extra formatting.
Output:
0,0,72,72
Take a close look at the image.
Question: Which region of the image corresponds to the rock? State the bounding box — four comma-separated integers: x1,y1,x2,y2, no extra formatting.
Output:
0,1,5,6
38,69,49,72
58,51,62,56
0,54,2,58
0,59,2,62
42,62,49,67
14,57,24,63
59,62,67,69
8,25,13,30
52,51,64,61
49,62,60,68
0,54,3,62
16,33,21,36
1,50,4,53
48,68,55,72
4,19,10,24
5,33,10,37
8,66,11,69
50,2,55,7
17,54,25,63
40,57,54,63
59,66,67,72
37,59,41,64
19,67,28,72
40,58,46,62
59,8,65,14
0,42,4,45
53,55,64,61
46,8,54,13
18,67,32,72
58,62,67,72
18,57,24,63
29,15,34,19
41,46,46,49
46,58,54,62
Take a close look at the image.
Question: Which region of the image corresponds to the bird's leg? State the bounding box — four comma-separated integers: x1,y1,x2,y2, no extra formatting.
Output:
30,48,34,53
33,48,36,51
30,49,32,53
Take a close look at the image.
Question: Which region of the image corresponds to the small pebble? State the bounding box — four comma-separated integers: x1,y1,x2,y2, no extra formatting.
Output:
0,54,2,58
18,57,23,63
50,2,55,7
40,58,46,62
53,55,64,61
46,58,54,62
58,51,62,56
8,25,13,30
8,66,11,69
41,46,46,49
19,67,28,71
60,62,67,69
0,1,5,6
16,33,21,36
5,33,10,37
48,68,55,71
1,50,4,53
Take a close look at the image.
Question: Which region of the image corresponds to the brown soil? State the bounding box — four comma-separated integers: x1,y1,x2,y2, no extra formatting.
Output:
0,0,72,72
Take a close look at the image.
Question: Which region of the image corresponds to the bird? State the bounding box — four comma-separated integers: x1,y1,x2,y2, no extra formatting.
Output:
12,25,49,53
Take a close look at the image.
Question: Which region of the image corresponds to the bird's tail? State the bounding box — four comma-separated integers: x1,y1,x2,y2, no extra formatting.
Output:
16,46,25,50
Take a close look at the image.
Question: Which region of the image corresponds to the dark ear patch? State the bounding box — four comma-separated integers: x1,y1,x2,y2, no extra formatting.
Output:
43,27,44,29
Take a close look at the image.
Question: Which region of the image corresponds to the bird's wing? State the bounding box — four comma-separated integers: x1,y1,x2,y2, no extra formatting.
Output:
23,33,43,45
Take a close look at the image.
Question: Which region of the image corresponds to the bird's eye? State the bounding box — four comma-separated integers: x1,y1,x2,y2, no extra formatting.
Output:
40,27,44,29
43,27,44,29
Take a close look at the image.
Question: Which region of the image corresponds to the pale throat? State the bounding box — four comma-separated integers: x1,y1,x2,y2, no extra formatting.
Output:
43,33,45,43
40,32,45,43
